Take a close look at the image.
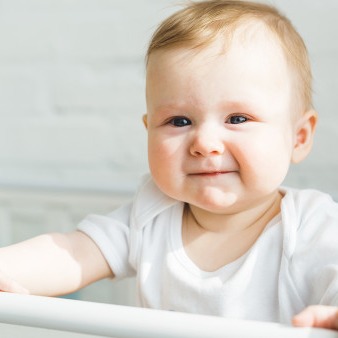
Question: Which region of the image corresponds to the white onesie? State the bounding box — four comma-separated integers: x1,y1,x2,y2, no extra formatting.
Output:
78,175,338,324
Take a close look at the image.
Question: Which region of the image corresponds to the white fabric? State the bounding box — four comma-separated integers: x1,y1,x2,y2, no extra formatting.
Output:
78,175,338,325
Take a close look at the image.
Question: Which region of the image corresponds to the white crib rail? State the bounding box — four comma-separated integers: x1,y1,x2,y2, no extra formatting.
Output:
0,293,337,338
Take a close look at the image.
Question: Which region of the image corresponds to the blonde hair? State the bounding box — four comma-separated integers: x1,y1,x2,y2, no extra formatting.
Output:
146,0,312,112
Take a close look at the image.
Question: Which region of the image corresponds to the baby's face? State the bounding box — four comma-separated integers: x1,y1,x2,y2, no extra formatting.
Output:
144,32,300,214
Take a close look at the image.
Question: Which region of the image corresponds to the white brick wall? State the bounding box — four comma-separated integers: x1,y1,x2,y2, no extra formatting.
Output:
0,0,336,196
0,0,179,192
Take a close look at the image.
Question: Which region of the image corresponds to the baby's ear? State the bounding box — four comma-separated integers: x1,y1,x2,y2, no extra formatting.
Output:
142,114,148,129
291,109,317,163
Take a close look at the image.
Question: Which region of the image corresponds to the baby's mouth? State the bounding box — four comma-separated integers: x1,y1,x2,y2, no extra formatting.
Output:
190,171,233,176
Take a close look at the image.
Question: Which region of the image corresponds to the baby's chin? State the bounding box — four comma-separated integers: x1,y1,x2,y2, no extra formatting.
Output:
185,190,240,214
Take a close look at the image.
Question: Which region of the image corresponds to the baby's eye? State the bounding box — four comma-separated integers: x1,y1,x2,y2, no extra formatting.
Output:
169,117,192,127
226,115,248,124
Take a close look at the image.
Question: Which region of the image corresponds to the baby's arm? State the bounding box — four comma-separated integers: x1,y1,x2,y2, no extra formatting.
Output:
293,306,338,330
0,231,113,296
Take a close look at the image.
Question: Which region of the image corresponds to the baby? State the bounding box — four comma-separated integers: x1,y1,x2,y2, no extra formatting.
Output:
1,0,338,330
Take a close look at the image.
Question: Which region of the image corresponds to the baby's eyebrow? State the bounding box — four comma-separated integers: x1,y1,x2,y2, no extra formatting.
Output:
154,103,188,113
153,100,257,115
218,101,255,112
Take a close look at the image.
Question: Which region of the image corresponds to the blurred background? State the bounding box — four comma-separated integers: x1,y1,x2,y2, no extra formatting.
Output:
0,0,337,304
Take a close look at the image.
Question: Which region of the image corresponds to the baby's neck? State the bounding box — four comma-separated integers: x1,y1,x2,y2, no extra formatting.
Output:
182,191,283,271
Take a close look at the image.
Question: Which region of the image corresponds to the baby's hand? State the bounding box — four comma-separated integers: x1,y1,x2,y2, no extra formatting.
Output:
0,270,29,294
293,305,338,330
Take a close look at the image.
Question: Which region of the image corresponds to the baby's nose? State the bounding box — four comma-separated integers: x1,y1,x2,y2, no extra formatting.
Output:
189,127,225,157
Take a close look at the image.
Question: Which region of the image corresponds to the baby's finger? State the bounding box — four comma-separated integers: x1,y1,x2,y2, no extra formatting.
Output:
292,305,338,330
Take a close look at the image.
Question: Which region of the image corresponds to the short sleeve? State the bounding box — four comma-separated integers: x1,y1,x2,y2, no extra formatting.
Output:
77,202,136,279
